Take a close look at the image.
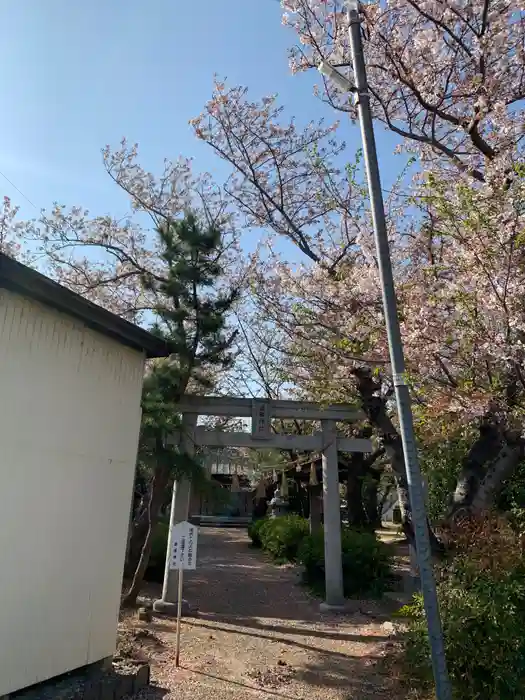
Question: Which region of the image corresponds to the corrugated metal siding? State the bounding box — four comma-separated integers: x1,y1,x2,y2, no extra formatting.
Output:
0,289,145,696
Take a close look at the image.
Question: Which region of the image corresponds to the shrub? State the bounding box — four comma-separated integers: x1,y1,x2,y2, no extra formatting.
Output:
400,515,525,699
298,527,393,597
258,515,310,562
509,506,525,538
248,517,270,548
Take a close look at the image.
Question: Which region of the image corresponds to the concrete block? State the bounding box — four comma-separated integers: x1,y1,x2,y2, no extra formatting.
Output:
99,677,116,700
153,598,194,617
319,601,346,614
82,682,100,700
116,674,134,697
133,665,150,692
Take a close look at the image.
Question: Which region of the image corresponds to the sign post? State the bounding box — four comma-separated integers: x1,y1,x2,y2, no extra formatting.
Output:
169,520,198,667
175,569,184,667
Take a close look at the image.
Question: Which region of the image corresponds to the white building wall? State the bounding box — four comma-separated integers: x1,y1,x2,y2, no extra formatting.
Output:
0,289,145,696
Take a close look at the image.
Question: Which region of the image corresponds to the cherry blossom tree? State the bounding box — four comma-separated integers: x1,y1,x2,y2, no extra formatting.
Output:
401,171,525,518
18,140,241,320
193,80,525,541
191,81,372,270
269,0,525,525
246,191,525,536
0,196,23,259
283,0,525,182
192,83,431,540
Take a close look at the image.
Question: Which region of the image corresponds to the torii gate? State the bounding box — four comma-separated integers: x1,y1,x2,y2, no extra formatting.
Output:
153,396,373,613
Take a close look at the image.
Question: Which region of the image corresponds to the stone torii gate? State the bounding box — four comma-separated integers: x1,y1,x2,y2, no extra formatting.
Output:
153,396,373,614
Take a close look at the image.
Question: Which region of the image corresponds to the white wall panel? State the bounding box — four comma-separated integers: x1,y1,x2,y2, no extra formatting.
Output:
0,289,145,695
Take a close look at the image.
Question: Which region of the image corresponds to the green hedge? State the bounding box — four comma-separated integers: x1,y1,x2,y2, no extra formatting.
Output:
249,516,392,598
298,527,393,598
248,517,269,548
250,515,310,562
400,515,525,699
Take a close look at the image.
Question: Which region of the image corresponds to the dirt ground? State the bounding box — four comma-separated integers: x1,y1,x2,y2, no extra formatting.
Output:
120,527,406,700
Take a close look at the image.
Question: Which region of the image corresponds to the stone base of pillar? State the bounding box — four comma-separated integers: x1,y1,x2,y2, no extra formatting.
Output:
319,601,346,614
153,598,196,617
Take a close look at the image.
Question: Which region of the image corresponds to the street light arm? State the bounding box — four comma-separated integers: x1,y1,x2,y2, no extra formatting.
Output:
318,61,355,93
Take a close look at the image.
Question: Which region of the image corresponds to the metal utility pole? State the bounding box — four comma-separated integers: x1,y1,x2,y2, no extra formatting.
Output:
338,1,451,697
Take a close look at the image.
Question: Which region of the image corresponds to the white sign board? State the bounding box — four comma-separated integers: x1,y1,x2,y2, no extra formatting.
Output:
169,520,198,570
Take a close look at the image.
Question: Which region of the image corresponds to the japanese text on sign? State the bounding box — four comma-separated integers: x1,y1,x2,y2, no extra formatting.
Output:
169,521,198,570
251,399,270,439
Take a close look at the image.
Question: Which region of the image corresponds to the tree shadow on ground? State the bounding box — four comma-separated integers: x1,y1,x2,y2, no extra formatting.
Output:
141,683,171,698
291,652,395,698
148,616,388,661
145,619,389,687
195,611,393,636
147,611,399,698
180,668,301,699
182,654,395,700
185,616,391,647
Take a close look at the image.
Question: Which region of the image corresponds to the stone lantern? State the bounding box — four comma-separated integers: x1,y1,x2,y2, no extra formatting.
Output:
268,472,289,518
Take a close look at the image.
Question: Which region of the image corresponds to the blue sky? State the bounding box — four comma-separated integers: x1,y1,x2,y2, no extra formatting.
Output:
0,0,403,243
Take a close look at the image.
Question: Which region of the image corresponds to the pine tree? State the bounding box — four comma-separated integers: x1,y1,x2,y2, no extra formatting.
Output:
123,213,238,605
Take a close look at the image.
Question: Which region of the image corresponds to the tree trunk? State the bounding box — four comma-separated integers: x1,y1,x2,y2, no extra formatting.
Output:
124,475,172,578
122,464,170,607
346,462,366,528
309,483,322,534
445,414,524,522
122,514,159,607
353,368,444,553
253,497,268,520
363,468,381,530
448,420,503,518
124,509,149,578
469,440,523,514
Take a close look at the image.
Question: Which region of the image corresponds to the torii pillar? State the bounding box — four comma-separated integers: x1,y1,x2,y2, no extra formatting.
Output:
320,419,344,609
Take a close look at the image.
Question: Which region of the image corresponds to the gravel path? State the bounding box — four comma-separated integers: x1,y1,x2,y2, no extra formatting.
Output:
123,527,400,700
